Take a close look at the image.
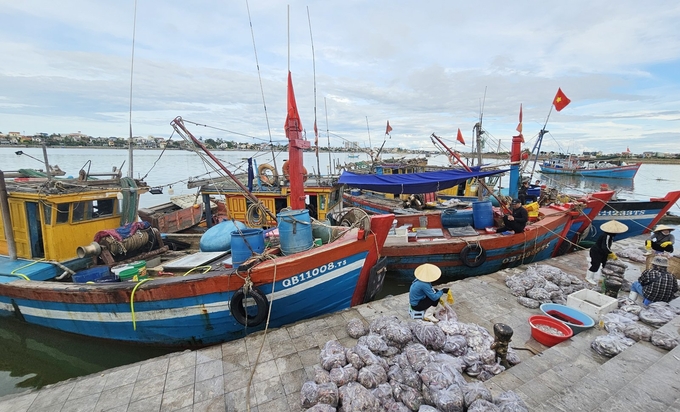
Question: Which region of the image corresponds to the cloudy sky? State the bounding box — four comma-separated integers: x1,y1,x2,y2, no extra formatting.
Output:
1,1,679,155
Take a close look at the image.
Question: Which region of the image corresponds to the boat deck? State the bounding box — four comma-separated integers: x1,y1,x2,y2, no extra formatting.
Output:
0,234,678,411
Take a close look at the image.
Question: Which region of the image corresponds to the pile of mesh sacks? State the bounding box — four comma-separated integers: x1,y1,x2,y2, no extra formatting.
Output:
591,298,680,357
504,264,588,308
300,309,529,412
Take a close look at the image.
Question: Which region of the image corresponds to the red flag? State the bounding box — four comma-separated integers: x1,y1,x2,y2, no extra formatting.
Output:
385,120,393,135
456,128,465,145
516,104,523,134
626,147,631,153
553,88,571,112
284,71,303,138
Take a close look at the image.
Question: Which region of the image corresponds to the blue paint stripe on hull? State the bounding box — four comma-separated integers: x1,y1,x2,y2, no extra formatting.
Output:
583,209,665,242
0,252,367,346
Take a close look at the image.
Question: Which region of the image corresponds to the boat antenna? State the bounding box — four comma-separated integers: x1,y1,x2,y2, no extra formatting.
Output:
365,116,373,161
245,0,278,178
127,0,138,179
324,97,332,174
307,6,321,183
474,87,487,169
527,103,554,182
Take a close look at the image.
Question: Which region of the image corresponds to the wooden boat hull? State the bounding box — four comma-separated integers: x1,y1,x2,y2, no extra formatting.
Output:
0,214,393,347
551,190,615,256
539,162,641,179
382,207,575,280
138,202,204,234
582,190,680,242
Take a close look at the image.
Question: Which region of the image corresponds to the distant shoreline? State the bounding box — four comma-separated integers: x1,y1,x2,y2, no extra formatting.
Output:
2,144,679,165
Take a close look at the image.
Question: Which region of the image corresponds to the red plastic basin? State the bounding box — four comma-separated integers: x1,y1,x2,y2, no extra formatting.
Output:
529,315,573,347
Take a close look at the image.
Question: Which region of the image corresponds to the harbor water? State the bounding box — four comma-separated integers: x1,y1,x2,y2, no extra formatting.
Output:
1,147,679,397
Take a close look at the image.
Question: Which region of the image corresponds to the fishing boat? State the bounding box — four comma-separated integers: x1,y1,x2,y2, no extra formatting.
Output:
383,203,579,280
0,72,393,347
0,165,158,280
340,166,506,214
539,156,642,179
354,126,617,279
581,190,680,243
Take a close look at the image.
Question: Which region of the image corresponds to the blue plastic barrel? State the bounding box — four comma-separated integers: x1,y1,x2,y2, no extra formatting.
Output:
231,228,265,269
440,209,474,228
277,209,313,255
199,220,247,252
472,200,494,229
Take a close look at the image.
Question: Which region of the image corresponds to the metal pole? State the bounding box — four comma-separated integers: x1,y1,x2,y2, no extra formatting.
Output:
41,143,52,181
0,171,17,260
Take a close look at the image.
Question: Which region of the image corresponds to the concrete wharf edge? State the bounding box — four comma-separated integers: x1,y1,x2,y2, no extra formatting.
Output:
0,234,678,412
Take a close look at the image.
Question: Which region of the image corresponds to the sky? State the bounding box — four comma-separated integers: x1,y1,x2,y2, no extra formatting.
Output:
1,1,679,155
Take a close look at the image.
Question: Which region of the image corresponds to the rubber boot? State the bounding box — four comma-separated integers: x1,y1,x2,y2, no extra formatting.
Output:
423,306,439,323
585,270,598,285
628,291,643,305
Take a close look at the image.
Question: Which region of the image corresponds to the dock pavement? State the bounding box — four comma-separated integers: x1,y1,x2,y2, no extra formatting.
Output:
0,234,678,412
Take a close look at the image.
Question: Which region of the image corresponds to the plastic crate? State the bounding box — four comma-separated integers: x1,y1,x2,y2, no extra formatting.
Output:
566,289,618,321
72,266,111,283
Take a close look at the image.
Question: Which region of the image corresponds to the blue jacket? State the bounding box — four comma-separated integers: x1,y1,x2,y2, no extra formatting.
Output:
409,279,443,307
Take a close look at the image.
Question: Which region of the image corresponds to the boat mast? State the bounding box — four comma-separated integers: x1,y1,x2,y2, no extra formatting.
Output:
127,0,138,179
307,7,321,184
473,88,487,200
170,117,277,221
285,7,309,210
528,105,553,182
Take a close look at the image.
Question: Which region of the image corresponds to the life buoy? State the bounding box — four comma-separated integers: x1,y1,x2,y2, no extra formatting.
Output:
258,164,278,186
282,160,308,182
460,244,486,268
230,287,269,326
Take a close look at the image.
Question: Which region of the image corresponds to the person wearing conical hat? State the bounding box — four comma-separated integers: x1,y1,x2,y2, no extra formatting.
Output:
409,263,447,322
586,220,628,285
645,224,675,253
629,256,678,305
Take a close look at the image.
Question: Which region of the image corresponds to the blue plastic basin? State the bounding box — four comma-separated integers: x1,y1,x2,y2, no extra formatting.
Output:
539,303,594,335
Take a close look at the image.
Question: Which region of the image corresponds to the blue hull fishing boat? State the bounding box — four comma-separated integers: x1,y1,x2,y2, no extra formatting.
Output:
539,158,641,179
582,190,680,243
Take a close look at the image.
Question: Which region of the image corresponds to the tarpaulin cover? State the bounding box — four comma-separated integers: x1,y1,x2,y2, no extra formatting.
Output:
338,167,507,194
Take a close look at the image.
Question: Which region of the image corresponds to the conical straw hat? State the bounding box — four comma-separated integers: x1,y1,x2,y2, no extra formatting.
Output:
414,263,441,282
654,224,675,232
600,220,628,234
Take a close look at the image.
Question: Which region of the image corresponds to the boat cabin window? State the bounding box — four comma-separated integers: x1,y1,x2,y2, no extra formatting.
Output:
54,199,118,224
56,203,70,224
92,199,115,217
42,203,52,225
72,201,89,222
319,194,326,211
329,190,340,206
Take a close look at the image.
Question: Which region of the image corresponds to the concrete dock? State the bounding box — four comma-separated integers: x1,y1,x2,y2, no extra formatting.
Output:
0,234,678,412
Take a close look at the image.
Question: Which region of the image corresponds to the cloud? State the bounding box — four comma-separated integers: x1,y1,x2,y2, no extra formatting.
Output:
0,0,679,153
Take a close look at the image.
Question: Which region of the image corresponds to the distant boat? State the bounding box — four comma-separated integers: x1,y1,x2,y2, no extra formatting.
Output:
539,157,641,179
347,154,360,158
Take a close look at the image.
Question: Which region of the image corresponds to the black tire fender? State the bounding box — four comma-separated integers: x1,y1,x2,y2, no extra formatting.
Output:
230,286,269,326
460,243,486,268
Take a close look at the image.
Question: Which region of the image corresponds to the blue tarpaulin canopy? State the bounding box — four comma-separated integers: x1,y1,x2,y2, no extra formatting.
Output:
338,167,508,194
